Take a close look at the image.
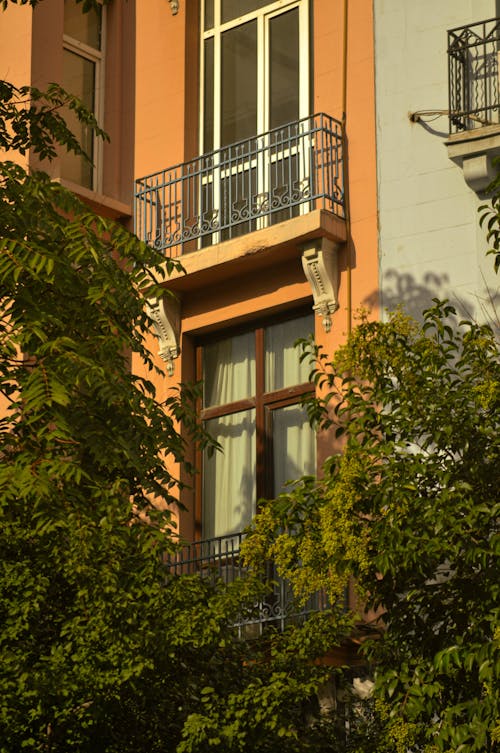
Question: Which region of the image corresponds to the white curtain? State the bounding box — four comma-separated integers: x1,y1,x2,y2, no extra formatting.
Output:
202,314,315,538
204,331,255,407
203,410,256,538
265,314,313,391
272,404,316,495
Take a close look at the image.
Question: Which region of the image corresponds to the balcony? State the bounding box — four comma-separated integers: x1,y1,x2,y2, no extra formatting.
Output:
166,532,331,635
448,17,500,133
135,113,344,258
447,17,500,191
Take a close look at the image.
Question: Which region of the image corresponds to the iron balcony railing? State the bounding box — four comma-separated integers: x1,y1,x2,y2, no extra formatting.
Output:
135,113,344,256
166,531,330,634
448,17,500,133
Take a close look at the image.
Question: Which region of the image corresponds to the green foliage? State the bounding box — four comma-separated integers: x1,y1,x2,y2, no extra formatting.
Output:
246,303,500,752
0,44,358,753
0,80,107,161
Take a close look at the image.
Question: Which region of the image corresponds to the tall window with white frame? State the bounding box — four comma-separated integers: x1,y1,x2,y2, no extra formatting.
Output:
199,311,316,541
200,0,310,241
61,0,104,191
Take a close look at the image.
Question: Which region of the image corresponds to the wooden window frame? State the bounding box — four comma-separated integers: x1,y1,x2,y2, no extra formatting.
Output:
194,308,315,535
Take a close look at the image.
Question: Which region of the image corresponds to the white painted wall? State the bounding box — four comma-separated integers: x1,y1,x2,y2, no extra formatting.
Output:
373,0,499,323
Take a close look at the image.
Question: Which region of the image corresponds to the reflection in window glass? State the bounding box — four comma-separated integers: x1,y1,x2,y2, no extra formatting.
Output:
204,37,214,152
222,0,270,23
64,0,101,49
204,0,214,29
221,21,257,145
269,8,299,129
61,49,95,188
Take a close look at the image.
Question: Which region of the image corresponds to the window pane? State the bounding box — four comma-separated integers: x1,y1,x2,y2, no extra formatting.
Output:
204,37,214,152
265,313,314,391
203,410,256,538
203,331,256,407
269,8,299,129
64,0,101,49
272,404,316,495
204,0,214,29
221,20,257,145
222,0,270,23
61,49,95,188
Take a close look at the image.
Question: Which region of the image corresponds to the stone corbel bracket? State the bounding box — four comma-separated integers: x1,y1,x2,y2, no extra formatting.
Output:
301,237,340,332
146,294,181,376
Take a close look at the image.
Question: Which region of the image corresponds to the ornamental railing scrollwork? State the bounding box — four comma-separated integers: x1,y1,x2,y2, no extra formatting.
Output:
135,113,344,258
165,531,329,634
448,17,500,133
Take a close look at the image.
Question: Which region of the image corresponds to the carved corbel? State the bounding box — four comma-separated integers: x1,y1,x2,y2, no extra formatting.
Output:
301,238,340,332
146,294,181,376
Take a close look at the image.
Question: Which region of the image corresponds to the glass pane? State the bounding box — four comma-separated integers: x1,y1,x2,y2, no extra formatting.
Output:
204,0,214,29
270,8,299,129
61,49,95,189
222,0,270,23
221,20,257,145
273,404,316,495
64,0,101,49
265,313,314,391
204,37,214,152
203,331,256,407
203,410,256,538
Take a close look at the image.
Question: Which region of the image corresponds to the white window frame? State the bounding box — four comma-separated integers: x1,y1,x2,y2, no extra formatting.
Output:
200,0,309,151
62,3,106,192
199,0,310,243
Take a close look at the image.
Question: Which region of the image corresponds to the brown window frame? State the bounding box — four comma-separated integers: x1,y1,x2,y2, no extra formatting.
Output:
194,308,315,536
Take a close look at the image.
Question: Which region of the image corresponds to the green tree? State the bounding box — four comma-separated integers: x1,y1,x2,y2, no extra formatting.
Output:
0,24,358,753
244,299,500,752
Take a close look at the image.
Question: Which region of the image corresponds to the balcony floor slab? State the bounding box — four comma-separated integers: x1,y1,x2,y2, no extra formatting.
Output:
162,208,346,294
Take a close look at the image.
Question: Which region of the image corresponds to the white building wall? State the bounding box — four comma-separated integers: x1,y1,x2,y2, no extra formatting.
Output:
374,0,499,322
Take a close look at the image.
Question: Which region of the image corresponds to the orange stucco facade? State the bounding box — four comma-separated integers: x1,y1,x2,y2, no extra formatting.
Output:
132,0,379,539
1,0,379,545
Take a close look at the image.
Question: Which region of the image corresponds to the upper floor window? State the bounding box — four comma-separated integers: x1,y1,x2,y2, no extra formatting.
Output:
201,0,309,153
61,0,104,190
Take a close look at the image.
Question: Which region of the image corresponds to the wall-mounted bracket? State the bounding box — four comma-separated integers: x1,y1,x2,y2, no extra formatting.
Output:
446,125,500,192
301,237,340,332
168,0,179,15
146,294,181,376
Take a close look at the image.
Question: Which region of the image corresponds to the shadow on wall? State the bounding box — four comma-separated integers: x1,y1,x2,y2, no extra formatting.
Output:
363,268,500,334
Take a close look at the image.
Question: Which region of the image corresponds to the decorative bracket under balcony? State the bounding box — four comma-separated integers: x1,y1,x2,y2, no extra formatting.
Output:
146,294,181,376
301,237,340,333
446,125,500,192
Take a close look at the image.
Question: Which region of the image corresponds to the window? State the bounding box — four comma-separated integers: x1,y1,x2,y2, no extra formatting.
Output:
61,0,104,190
200,0,310,241
199,311,316,540
201,0,308,150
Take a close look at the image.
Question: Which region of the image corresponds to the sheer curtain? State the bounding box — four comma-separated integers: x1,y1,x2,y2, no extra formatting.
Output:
266,315,315,494
203,332,256,539
203,411,256,539
272,404,316,496
265,314,313,390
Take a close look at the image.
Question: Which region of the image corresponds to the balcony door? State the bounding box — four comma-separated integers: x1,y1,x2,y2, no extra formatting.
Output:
200,0,310,240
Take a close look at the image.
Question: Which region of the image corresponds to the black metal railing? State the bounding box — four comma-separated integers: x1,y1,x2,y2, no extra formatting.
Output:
135,113,344,257
166,532,329,634
448,17,500,133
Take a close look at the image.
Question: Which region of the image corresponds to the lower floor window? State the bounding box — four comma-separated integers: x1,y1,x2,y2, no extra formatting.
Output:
199,310,316,539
